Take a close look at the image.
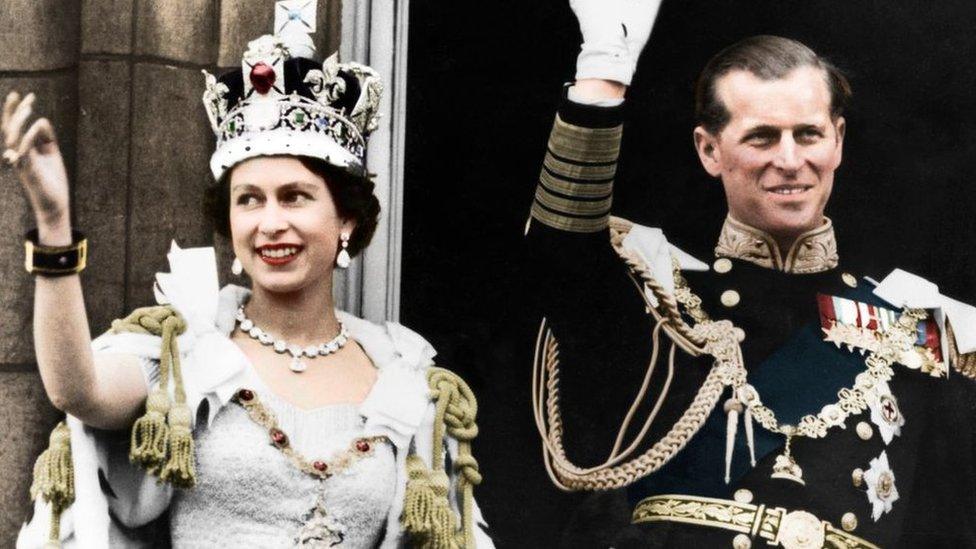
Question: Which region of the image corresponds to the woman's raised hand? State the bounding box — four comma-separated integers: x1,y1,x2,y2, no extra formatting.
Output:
2,91,71,236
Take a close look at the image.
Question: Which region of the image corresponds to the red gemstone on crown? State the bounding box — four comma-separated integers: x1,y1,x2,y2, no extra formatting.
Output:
237,389,254,402
312,460,328,472
249,62,276,95
270,428,288,446
355,440,370,452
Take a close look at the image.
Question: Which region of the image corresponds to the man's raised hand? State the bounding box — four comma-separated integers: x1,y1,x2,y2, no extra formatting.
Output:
570,0,664,86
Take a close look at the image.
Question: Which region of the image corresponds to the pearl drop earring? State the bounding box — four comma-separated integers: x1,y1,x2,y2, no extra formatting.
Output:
336,232,351,269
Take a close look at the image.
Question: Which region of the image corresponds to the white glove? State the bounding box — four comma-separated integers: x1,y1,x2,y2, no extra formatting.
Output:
570,0,663,86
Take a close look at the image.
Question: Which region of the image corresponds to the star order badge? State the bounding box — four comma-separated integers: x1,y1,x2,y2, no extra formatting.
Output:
863,451,899,521
866,379,905,444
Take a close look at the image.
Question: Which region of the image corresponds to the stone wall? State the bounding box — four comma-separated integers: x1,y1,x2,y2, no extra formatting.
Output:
0,1,341,543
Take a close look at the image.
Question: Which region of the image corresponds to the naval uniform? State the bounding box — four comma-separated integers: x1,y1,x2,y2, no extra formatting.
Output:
526,95,976,548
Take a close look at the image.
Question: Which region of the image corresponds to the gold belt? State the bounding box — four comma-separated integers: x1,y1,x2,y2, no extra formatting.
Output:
632,495,879,549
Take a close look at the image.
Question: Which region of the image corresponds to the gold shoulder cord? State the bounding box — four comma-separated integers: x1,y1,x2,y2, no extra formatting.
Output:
403,367,483,549
532,216,743,491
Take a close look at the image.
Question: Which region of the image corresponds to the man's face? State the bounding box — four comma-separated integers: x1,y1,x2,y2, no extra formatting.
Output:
694,66,845,245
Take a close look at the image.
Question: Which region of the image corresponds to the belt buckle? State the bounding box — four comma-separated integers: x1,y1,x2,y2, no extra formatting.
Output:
774,509,826,549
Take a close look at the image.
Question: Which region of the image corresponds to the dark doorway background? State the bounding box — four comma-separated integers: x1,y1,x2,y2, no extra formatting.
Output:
403,1,976,546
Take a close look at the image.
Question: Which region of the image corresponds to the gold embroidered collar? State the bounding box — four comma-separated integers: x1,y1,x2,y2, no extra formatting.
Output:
714,215,839,274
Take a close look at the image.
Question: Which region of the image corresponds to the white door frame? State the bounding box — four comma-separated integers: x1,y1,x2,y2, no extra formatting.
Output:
335,0,409,322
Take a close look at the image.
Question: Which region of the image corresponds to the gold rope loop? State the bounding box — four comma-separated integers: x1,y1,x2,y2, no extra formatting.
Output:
420,367,483,549
451,454,483,485
428,369,480,453
112,305,196,487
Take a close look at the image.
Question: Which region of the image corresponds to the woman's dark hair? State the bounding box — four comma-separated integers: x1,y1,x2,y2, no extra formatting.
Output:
694,35,852,135
204,156,381,257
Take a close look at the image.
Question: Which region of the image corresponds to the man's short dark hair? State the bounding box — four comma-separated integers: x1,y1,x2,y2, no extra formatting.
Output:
694,35,852,135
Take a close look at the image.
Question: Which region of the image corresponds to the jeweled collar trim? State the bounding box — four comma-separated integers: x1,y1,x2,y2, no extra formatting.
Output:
714,215,839,274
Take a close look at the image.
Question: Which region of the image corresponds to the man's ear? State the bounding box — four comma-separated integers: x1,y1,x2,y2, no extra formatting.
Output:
832,116,846,168
693,126,723,178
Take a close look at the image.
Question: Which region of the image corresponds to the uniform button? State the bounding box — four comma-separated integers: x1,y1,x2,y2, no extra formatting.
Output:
713,258,733,274
842,273,858,288
732,533,752,549
721,290,741,307
841,512,858,532
856,421,873,440
733,488,753,503
852,468,864,488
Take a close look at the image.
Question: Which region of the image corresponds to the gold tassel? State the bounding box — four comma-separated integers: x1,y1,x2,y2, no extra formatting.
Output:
425,367,482,549
159,403,196,488
402,454,460,549
128,388,170,470
30,422,74,508
30,421,74,548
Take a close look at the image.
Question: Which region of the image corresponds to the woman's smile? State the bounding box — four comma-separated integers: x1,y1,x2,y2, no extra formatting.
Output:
256,243,304,266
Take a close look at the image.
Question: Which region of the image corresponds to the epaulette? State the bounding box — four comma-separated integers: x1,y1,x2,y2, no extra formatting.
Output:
947,321,976,379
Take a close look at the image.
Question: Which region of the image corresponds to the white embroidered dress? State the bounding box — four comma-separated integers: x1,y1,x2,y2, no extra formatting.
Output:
18,244,492,549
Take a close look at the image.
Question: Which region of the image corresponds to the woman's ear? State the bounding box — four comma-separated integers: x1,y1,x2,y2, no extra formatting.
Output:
340,218,358,236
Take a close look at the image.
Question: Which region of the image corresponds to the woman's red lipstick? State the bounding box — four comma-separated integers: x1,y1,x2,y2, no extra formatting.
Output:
256,244,302,266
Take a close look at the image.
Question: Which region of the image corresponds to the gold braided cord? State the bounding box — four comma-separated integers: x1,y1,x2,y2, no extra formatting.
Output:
403,367,483,549
532,217,743,491
110,305,196,487
534,324,727,491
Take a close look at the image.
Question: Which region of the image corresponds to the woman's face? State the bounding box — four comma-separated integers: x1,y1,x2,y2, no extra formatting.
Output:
228,156,352,294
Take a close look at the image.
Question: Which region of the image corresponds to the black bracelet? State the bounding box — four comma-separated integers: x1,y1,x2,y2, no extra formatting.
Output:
24,229,88,277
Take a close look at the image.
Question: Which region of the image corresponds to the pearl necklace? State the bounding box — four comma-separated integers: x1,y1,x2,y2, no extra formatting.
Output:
235,306,349,373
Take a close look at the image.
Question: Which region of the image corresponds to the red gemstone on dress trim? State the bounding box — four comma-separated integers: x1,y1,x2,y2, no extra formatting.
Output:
237,389,254,401
355,440,370,452
270,428,288,446
249,62,276,95
313,460,328,472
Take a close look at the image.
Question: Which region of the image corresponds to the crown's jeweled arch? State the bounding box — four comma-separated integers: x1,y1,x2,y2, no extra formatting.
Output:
202,0,382,181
